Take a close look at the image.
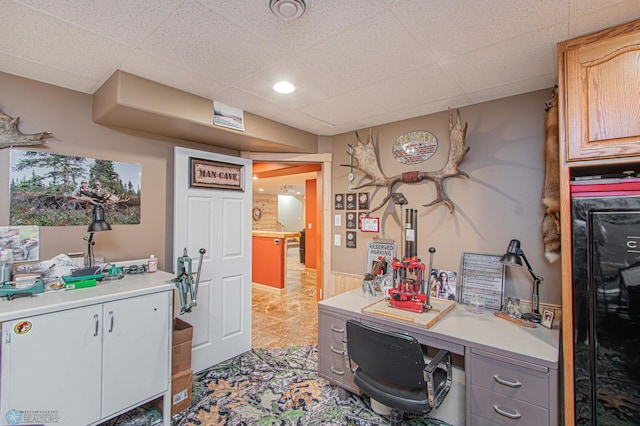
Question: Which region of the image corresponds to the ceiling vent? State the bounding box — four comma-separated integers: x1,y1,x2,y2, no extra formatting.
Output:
269,0,307,21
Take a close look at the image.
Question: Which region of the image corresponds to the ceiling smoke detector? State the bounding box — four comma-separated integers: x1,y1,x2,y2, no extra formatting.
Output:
269,0,307,21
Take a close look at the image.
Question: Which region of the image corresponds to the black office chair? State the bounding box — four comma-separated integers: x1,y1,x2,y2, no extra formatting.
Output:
345,320,452,425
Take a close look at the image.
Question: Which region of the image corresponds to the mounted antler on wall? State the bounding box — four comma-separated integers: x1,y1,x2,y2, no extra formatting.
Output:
0,110,53,149
342,108,470,213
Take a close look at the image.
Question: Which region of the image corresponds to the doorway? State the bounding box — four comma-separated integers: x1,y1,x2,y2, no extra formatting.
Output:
245,153,331,348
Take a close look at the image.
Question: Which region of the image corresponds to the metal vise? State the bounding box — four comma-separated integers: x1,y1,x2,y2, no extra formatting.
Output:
172,247,205,314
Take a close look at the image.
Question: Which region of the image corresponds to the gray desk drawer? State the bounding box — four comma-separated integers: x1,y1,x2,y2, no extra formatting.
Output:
470,384,548,425
470,351,549,408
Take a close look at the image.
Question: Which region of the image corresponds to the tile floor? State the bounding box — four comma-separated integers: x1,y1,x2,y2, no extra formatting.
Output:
251,246,318,348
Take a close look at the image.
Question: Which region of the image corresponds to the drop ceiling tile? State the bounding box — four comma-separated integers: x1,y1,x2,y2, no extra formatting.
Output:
140,0,285,84
297,10,436,91
1,2,131,79
392,0,569,59
200,0,390,53
17,0,182,46
467,74,556,104
444,24,566,95
233,57,350,108
357,64,463,111
211,86,332,134
120,52,225,99
571,1,640,37
571,0,629,15
0,53,98,93
297,91,387,128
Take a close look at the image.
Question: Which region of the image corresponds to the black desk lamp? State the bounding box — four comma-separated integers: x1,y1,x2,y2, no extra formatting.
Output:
85,204,111,267
500,239,543,323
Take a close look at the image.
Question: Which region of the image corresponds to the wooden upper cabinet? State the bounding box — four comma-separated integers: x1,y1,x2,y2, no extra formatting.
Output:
559,19,640,161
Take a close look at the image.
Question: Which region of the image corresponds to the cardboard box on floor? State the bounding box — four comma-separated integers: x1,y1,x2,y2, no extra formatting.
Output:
154,368,193,416
172,317,193,375
170,368,193,416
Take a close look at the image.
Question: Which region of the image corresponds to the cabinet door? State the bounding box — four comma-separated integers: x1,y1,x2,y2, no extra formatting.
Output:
562,20,640,161
1,305,103,426
101,291,170,417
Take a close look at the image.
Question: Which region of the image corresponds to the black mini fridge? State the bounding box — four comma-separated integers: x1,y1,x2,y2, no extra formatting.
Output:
572,194,640,425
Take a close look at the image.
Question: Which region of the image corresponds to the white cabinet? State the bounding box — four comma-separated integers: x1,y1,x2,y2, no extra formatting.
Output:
1,290,171,426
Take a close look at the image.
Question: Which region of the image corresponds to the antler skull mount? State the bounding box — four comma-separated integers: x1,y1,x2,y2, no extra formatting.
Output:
0,110,53,149
341,108,470,214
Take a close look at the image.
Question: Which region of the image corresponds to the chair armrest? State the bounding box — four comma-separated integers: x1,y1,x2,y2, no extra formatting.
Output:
424,349,452,408
425,348,450,374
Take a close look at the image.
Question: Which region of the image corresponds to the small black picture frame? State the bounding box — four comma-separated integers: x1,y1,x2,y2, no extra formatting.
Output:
346,231,357,248
358,192,369,210
346,193,357,210
335,193,345,210
346,212,357,229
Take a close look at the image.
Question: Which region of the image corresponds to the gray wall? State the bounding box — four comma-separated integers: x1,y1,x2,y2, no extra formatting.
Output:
0,72,233,271
330,89,562,306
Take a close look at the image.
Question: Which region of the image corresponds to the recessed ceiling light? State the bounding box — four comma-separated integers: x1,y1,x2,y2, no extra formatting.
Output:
273,81,295,94
258,188,264,192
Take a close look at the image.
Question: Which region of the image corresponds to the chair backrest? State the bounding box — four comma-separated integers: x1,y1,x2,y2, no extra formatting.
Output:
346,319,426,388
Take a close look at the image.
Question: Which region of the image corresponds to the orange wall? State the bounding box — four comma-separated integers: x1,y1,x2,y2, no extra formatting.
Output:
252,236,285,288
304,179,317,269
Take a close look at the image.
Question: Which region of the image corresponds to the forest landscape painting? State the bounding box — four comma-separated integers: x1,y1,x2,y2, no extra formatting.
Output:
10,151,141,227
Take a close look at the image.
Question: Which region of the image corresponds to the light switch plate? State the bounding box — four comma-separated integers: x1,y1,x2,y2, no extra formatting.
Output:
335,214,341,226
334,234,341,246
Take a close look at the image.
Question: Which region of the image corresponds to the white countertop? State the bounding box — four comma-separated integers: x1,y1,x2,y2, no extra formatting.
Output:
319,288,560,367
0,270,175,322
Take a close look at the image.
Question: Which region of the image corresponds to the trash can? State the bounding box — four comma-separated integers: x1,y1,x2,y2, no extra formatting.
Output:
299,229,305,264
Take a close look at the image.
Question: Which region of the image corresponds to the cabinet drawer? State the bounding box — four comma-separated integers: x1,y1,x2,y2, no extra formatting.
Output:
318,311,348,345
470,384,548,425
470,352,549,408
318,351,359,394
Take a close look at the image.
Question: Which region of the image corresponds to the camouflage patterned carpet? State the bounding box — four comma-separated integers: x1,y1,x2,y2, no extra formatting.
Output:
101,346,451,426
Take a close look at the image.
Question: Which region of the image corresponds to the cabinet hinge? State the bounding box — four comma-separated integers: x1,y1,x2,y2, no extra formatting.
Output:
4,331,10,344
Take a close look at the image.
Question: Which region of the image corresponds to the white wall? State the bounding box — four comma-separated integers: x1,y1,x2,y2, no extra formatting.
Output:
278,195,304,232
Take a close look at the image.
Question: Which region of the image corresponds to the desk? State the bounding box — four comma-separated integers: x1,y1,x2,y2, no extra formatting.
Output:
318,289,560,425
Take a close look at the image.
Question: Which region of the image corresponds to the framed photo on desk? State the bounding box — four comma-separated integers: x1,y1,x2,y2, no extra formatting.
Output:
459,252,504,310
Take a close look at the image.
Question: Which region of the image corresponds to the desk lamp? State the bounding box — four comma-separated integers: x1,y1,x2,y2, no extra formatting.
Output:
85,204,111,267
500,239,543,323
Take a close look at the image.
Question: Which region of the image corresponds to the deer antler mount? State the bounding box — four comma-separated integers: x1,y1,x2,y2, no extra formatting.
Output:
0,110,53,149
342,108,469,213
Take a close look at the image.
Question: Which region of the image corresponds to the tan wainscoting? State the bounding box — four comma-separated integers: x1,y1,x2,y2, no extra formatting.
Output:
326,271,363,299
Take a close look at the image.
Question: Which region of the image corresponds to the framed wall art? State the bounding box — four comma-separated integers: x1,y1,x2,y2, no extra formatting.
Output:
346,231,357,248
190,157,244,191
334,193,345,210
459,252,505,310
345,212,357,229
345,193,357,210
10,151,141,227
358,192,369,210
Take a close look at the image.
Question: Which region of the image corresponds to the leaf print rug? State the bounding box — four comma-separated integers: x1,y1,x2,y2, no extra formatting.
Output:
100,346,452,426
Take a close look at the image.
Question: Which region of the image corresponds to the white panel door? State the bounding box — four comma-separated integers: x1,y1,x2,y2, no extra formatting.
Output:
1,305,103,426
101,291,171,417
174,147,252,372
